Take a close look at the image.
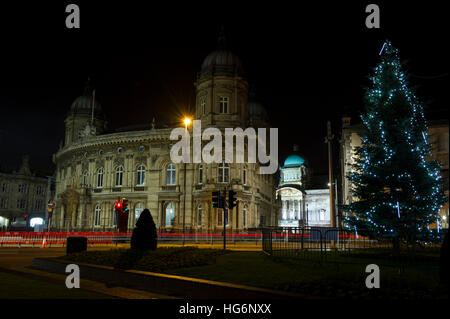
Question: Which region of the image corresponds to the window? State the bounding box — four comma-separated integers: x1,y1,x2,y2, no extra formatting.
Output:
94,205,101,227
0,198,8,209
217,210,223,226
1,183,7,193
136,165,146,185
34,200,43,210
243,165,247,185
198,165,203,184
82,171,88,186
18,184,27,193
319,209,326,221
197,205,202,226
218,163,229,183
139,145,145,153
112,205,117,226
115,166,123,187
165,202,175,227
135,203,144,225
242,205,247,227
16,199,26,209
201,98,206,115
219,96,229,113
166,164,176,185
97,168,104,188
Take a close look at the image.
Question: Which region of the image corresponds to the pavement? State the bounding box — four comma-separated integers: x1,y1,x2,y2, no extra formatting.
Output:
0,242,261,299
0,247,176,299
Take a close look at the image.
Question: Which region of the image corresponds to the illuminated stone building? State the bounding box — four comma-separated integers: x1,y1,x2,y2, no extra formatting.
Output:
51,35,279,232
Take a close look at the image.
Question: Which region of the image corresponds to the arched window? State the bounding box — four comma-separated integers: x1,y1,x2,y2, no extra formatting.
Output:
82,170,88,186
197,204,202,226
166,164,176,185
112,205,117,226
94,205,101,227
165,202,175,227
135,203,144,225
136,165,146,186
242,205,247,228
198,165,203,184
97,168,103,188
115,166,123,186
243,165,247,185
218,163,229,183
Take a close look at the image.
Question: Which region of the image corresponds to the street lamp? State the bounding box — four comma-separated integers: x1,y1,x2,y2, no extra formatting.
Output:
182,117,191,246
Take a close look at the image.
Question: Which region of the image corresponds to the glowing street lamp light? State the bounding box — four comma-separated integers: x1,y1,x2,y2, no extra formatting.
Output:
182,116,191,246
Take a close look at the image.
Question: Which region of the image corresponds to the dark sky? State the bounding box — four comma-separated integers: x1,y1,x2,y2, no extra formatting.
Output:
0,1,448,176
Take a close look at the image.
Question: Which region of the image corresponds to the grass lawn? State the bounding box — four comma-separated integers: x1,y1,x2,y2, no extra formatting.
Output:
0,271,115,299
60,247,448,299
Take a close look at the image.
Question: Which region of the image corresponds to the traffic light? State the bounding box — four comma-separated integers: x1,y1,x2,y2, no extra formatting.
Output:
114,201,123,213
212,191,225,208
212,191,220,208
228,190,237,209
122,198,129,213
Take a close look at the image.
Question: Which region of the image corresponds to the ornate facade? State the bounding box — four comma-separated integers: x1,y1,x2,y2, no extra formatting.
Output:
51,38,279,232
0,155,51,230
276,147,331,228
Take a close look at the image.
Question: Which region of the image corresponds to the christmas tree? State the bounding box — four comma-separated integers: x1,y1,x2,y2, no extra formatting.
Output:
344,40,446,249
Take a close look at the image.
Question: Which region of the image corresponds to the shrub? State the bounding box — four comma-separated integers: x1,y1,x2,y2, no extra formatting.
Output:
130,208,157,250
66,236,87,255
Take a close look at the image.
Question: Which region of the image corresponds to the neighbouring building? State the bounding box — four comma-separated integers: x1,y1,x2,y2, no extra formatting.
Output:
0,155,51,230
340,116,449,229
276,146,331,228
51,33,279,232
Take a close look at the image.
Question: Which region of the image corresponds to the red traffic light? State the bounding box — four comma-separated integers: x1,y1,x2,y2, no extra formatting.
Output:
115,202,122,210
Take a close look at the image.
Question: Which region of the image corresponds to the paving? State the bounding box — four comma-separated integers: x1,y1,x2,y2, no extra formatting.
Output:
0,247,176,299
0,242,261,299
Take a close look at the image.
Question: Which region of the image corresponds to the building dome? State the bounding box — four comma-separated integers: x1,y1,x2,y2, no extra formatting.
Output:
69,78,102,116
200,50,243,75
283,154,305,168
199,27,244,77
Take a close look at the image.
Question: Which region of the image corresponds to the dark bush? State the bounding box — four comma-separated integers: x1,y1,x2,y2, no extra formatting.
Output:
130,208,157,250
66,236,87,255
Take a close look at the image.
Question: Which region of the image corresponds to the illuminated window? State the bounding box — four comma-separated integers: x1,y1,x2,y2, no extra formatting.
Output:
219,96,229,113
135,203,144,225
115,166,123,186
165,202,175,227
97,168,104,188
197,205,202,226
201,98,206,115
112,205,117,226
218,163,229,183
94,205,101,227
82,171,88,186
136,165,146,185
166,164,176,185
198,165,203,184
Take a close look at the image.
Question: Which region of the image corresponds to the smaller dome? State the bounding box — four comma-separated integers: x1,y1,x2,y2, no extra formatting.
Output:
283,154,305,168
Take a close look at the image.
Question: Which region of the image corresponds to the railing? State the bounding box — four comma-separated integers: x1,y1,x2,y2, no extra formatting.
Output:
261,227,382,260
0,229,263,247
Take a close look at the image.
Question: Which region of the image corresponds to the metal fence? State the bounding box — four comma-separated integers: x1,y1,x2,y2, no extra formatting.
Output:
0,229,263,247
261,227,393,260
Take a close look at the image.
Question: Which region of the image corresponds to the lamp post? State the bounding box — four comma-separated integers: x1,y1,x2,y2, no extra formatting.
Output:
182,117,191,246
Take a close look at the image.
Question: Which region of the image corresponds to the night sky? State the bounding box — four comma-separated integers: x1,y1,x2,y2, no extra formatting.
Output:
0,1,448,176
